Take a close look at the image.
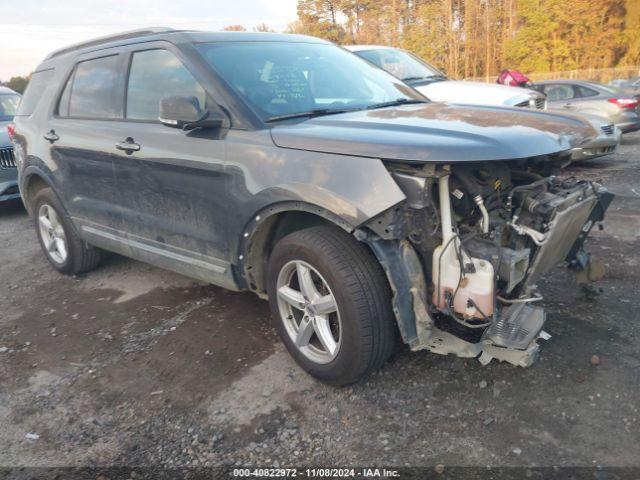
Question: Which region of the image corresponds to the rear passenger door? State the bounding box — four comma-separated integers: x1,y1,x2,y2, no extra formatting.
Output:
542,84,578,111
109,44,233,287
48,50,125,233
571,84,606,114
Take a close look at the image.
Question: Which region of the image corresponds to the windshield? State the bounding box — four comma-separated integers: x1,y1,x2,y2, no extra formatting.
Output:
0,94,20,121
196,42,422,121
356,49,447,84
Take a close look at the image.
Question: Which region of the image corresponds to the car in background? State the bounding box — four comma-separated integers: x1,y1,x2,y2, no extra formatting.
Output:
569,113,621,162
610,77,640,97
533,80,640,133
345,46,618,163
345,45,547,110
0,86,21,203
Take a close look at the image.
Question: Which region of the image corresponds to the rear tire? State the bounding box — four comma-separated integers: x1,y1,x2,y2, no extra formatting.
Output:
267,225,396,386
33,188,102,275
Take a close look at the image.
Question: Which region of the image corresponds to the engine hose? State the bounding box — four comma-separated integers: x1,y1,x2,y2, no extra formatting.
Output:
452,167,489,232
474,196,490,233
497,293,543,304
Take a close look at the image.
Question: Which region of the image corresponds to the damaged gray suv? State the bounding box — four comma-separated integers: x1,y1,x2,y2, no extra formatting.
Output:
12,29,612,385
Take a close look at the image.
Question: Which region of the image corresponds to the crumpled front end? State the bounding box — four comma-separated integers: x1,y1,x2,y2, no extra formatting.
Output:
357,155,613,367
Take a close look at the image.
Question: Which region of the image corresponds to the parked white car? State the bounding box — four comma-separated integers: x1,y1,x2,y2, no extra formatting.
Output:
345,45,547,109
346,45,620,162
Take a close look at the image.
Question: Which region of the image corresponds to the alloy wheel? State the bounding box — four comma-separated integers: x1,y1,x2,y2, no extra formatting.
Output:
276,260,342,364
38,204,68,264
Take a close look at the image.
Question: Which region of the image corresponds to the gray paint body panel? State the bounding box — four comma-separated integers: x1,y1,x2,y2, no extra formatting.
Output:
225,129,406,229
271,103,597,162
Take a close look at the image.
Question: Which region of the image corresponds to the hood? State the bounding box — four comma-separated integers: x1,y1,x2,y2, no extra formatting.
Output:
0,121,10,148
270,102,598,163
415,80,541,107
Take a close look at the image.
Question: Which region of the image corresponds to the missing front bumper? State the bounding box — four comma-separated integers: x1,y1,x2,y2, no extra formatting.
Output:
410,322,550,368
358,173,612,369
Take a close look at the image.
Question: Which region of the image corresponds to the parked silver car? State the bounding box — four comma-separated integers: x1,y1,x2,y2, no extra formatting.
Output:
0,86,21,202
345,45,547,109
569,113,620,162
534,80,640,133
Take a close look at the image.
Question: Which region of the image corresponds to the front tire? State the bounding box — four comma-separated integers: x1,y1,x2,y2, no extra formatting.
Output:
267,225,396,386
33,188,102,275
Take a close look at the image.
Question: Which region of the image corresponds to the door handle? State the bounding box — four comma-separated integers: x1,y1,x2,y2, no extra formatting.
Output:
115,137,141,154
563,103,574,108
43,130,59,143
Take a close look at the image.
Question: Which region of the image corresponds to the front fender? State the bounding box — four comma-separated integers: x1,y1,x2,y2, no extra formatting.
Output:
236,199,370,294
226,130,407,228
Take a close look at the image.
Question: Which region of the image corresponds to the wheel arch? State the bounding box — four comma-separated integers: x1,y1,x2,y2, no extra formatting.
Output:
20,166,57,215
240,202,434,348
237,201,356,297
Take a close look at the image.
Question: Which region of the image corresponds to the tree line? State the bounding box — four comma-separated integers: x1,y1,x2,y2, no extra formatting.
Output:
5,3,638,86
287,0,640,79
1,76,29,94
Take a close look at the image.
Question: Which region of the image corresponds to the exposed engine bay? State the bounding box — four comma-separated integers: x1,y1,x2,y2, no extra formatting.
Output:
360,158,613,367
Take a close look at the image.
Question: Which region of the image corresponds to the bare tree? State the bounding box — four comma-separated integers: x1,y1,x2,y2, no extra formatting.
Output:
222,25,247,31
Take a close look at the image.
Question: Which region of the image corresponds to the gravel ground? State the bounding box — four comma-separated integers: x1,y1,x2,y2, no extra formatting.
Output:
1,134,640,475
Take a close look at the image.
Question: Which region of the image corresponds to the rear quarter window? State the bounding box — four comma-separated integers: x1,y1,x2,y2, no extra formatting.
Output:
576,86,599,98
15,69,55,116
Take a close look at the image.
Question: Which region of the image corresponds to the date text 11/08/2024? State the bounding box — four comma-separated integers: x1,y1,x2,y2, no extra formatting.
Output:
232,468,401,477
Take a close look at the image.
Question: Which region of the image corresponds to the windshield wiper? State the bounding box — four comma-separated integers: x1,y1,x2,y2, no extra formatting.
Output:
266,108,353,123
402,76,429,82
366,98,427,110
402,75,448,83
266,99,426,121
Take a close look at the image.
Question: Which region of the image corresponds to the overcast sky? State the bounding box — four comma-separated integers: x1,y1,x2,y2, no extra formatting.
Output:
0,0,299,80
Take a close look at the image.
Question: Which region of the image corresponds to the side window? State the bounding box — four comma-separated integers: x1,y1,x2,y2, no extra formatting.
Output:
0,94,20,121
576,85,599,98
15,69,55,116
126,49,206,121
544,84,574,101
65,55,122,119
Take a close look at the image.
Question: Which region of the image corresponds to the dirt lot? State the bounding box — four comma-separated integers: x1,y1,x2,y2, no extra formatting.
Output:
1,135,640,474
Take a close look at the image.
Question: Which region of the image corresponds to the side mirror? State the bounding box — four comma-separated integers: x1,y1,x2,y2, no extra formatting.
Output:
159,96,226,130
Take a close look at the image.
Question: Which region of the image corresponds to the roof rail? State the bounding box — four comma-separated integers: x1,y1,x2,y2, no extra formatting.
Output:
45,27,175,60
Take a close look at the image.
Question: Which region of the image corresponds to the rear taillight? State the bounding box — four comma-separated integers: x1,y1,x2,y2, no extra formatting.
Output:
608,97,639,109
7,123,15,142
